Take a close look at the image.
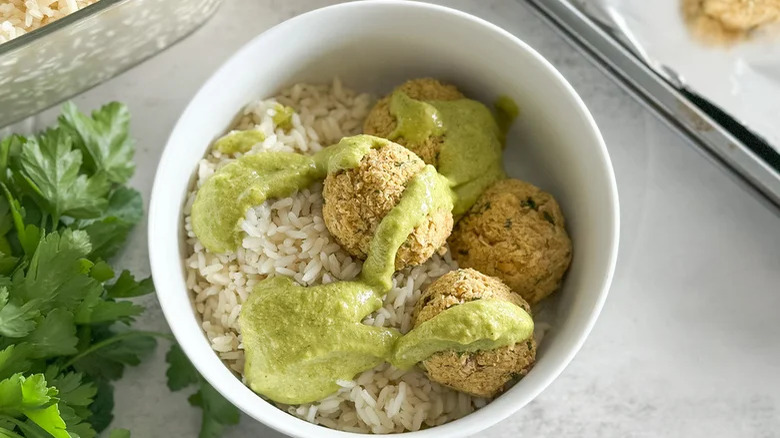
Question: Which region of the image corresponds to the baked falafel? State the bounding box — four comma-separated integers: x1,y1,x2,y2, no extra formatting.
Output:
702,0,780,30
413,268,536,398
448,179,572,306
322,141,453,270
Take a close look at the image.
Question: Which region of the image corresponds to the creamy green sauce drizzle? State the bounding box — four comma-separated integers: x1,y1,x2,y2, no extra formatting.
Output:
192,136,384,253
388,91,512,216
191,90,527,405
392,299,534,370
388,91,444,144
360,166,453,291
494,95,520,145
214,130,266,154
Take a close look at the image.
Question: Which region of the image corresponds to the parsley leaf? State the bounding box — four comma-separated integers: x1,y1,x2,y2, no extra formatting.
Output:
189,382,241,438
99,187,143,225
165,345,199,391
0,346,31,380
14,229,102,315
60,102,135,184
0,373,68,438
89,261,114,283
166,344,240,437
1,189,40,257
81,219,131,262
79,187,143,261
0,288,39,338
72,329,157,381
46,370,96,416
16,129,110,222
22,309,78,359
24,405,70,438
0,256,18,277
84,301,144,325
44,369,97,438
87,379,113,433
0,374,54,413
106,271,154,299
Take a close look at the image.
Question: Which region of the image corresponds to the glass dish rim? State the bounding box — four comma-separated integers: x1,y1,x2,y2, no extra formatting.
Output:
0,0,126,56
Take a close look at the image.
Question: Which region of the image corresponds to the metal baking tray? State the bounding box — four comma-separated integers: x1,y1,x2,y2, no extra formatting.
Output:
523,0,780,211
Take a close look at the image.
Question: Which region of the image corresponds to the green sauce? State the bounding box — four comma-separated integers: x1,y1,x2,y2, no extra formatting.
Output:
360,166,453,291
191,152,320,253
494,95,520,145
242,276,399,404
214,130,266,154
388,91,444,144
192,135,390,253
192,90,529,405
392,299,533,370
388,91,508,215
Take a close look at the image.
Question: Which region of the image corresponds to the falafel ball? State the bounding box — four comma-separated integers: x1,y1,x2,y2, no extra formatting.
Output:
363,78,463,167
322,141,453,270
413,268,536,398
702,0,780,31
448,179,572,306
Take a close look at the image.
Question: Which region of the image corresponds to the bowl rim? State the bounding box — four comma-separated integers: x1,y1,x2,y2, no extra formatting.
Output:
148,1,620,437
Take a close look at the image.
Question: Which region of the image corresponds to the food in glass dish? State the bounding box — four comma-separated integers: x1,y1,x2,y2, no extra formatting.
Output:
0,0,98,43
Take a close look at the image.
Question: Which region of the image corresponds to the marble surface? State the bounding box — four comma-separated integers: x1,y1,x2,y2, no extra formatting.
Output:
19,0,780,436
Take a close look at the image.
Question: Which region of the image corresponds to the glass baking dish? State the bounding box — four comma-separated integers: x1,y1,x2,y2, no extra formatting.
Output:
0,0,223,128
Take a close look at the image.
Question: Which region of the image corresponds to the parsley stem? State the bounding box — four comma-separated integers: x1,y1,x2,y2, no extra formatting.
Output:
0,428,24,438
0,184,24,244
62,330,174,369
0,416,32,438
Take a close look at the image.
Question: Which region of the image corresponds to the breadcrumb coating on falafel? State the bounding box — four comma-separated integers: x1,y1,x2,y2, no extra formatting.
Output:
322,141,453,270
448,179,572,306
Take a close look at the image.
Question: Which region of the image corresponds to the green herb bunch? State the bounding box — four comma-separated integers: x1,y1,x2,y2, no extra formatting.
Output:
0,103,156,438
0,102,241,438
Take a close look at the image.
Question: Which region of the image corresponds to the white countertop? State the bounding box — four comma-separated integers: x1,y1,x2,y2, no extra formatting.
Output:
25,1,780,436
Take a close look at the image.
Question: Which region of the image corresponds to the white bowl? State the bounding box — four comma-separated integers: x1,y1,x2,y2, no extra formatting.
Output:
149,1,619,437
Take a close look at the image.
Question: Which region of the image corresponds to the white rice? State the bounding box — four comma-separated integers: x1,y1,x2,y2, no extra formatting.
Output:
0,0,99,44
184,78,547,433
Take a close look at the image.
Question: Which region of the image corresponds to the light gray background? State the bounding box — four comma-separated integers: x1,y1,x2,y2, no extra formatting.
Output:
25,0,780,436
